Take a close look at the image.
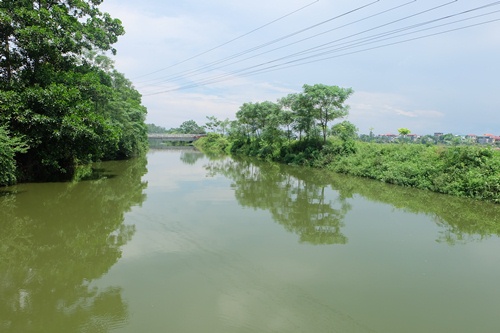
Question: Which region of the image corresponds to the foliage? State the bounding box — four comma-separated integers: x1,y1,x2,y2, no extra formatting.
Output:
178,120,206,134
193,133,230,156
196,124,500,203
205,115,231,135
0,125,27,185
105,70,148,160
326,143,500,202
398,128,411,136
147,123,168,133
0,1,147,182
165,120,206,134
302,84,353,143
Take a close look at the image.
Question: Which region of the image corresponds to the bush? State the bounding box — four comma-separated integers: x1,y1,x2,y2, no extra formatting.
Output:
0,126,27,186
193,133,230,156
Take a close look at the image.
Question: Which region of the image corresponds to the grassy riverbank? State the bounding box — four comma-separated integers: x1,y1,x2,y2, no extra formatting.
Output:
195,134,500,203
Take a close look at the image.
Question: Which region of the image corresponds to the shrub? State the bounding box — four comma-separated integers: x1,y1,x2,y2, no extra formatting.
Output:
0,126,27,186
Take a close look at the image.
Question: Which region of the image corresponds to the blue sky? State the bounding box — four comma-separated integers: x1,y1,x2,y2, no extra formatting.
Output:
101,0,500,135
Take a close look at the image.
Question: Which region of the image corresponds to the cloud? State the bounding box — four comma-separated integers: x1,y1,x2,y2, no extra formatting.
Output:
348,91,445,134
143,76,298,127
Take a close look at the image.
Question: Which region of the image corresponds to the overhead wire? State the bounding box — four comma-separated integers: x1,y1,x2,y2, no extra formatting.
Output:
136,0,414,89
134,0,382,87
233,13,500,79
274,1,500,61
141,0,456,93
131,0,320,80
141,0,461,92
144,17,500,95
140,1,500,95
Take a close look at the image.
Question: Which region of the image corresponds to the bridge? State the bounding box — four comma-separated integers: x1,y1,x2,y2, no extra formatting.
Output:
147,133,206,143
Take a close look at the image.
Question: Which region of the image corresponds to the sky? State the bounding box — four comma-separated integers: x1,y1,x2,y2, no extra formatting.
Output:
100,0,500,135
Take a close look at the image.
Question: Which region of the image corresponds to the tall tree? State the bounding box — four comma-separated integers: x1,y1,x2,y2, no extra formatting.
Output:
280,93,317,140
302,84,353,143
0,1,147,181
178,120,205,134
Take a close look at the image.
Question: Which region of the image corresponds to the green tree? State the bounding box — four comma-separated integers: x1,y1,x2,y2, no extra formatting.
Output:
398,128,411,136
0,0,124,86
236,102,261,137
331,121,358,154
331,121,358,141
205,116,230,135
106,70,148,159
0,1,147,181
302,84,354,143
178,120,206,134
281,93,316,140
0,125,27,186
147,123,168,133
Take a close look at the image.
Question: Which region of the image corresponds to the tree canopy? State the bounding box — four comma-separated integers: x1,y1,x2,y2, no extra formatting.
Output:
0,0,148,184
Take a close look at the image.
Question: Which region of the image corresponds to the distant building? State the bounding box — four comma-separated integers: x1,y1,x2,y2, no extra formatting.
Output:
465,134,477,143
477,135,495,144
481,134,500,144
434,132,443,137
378,133,398,141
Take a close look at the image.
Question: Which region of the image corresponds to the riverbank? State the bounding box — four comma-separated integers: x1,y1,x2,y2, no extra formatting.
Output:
194,134,500,203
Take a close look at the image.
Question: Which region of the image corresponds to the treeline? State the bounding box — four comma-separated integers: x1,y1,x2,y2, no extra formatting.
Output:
147,120,206,134
194,84,500,203
0,0,148,185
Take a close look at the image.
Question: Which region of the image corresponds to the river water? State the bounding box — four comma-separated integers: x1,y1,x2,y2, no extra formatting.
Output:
1,149,500,333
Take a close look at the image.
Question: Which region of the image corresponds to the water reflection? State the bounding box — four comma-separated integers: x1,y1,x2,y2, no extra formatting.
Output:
331,173,500,245
205,158,351,245
180,149,205,165
204,156,500,245
0,156,148,332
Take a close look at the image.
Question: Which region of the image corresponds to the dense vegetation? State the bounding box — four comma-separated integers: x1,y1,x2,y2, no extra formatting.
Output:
0,0,148,185
195,84,500,203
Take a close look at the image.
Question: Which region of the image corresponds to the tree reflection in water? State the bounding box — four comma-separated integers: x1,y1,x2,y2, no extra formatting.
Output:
0,156,148,333
205,157,351,245
204,156,500,246
329,172,500,245
179,149,205,165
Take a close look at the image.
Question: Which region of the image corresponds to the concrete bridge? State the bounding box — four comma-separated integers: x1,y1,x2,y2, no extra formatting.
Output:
147,133,206,143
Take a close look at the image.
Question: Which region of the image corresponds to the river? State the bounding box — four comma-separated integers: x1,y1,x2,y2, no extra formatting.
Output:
1,149,500,333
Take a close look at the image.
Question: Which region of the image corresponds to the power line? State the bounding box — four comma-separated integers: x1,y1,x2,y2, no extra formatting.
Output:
141,0,460,90
131,0,320,80
141,2,500,95
141,0,454,93
237,14,500,78
135,0,383,87
145,18,500,94
279,1,500,60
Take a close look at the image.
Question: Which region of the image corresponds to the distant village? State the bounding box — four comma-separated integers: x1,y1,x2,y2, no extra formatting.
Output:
361,132,500,146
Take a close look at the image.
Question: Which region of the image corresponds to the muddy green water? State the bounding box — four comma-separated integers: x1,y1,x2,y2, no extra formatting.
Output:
1,149,500,333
